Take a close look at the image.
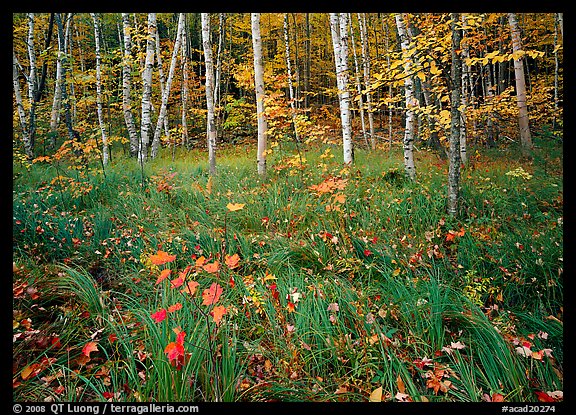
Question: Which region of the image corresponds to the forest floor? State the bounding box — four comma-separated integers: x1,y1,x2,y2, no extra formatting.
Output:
12,137,563,404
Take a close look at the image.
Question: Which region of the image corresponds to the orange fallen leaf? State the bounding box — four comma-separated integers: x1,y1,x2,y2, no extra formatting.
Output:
181,281,200,296
149,250,176,266
225,254,240,269
202,283,223,305
167,303,183,313
203,261,220,274
155,269,172,285
211,305,227,325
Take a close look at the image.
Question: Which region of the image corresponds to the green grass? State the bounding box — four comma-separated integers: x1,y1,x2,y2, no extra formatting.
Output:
13,138,563,402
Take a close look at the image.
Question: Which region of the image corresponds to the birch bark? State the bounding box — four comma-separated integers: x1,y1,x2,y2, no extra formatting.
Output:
91,13,109,166
329,13,353,164
508,13,533,156
151,13,185,159
395,13,416,180
139,13,156,164
251,13,268,176
202,13,217,175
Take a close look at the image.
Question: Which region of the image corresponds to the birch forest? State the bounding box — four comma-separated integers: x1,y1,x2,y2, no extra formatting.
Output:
13,13,563,406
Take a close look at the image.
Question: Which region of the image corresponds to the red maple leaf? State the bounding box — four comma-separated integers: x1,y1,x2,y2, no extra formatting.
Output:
151,309,167,323
82,341,99,358
164,330,186,369
202,283,223,306
535,391,555,402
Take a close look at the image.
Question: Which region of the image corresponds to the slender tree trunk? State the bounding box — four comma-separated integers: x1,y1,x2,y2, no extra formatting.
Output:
508,13,533,156
91,13,109,166
202,13,217,175
151,13,185,159
358,13,375,149
26,13,38,151
214,13,225,123
459,14,469,165
181,20,190,147
54,13,77,143
13,50,33,159
121,13,139,157
557,13,563,39
330,13,353,164
34,13,54,103
304,13,311,109
252,13,268,176
383,15,394,149
50,14,71,141
395,13,416,181
553,13,560,131
155,24,171,140
284,13,301,143
348,14,368,148
447,13,462,217
139,13,156,164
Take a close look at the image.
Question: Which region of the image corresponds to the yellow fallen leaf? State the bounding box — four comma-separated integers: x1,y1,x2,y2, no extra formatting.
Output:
226,203,245,212
369,386,383,402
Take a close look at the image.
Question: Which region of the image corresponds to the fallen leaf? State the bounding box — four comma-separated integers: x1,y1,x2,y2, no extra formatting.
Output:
82,341,99,358
203,261,220,274
202,283,223,306
225,254,240,269
149,250,176,266
181,281,199,296
167,303,182,313
155,269,172,285
535,391,555,402
397,375,406,394
369,386,383,402
226,203,245,212
151,309,167,323
492,393,505,402
211,305,227,325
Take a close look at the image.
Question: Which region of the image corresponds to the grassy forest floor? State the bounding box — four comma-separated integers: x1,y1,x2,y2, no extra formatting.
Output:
12,136,563,403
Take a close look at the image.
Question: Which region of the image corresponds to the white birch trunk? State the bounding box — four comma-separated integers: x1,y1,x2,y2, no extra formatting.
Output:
348,14,368,148
395,13,416,181
139,13,156,164
508,13,533,155
151,13,185,159
202,13,217,175
121,13,139,157
459,14,469,165
50,13,72,137
26,13,37,149
181,23,189,147
358,13,375,149
251,13,268,176
54,13,76,143
329,13,353,164
13,50,33,159
91,13,109,166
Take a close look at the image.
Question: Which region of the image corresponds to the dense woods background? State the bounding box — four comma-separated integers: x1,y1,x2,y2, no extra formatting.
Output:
13,13,563,405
